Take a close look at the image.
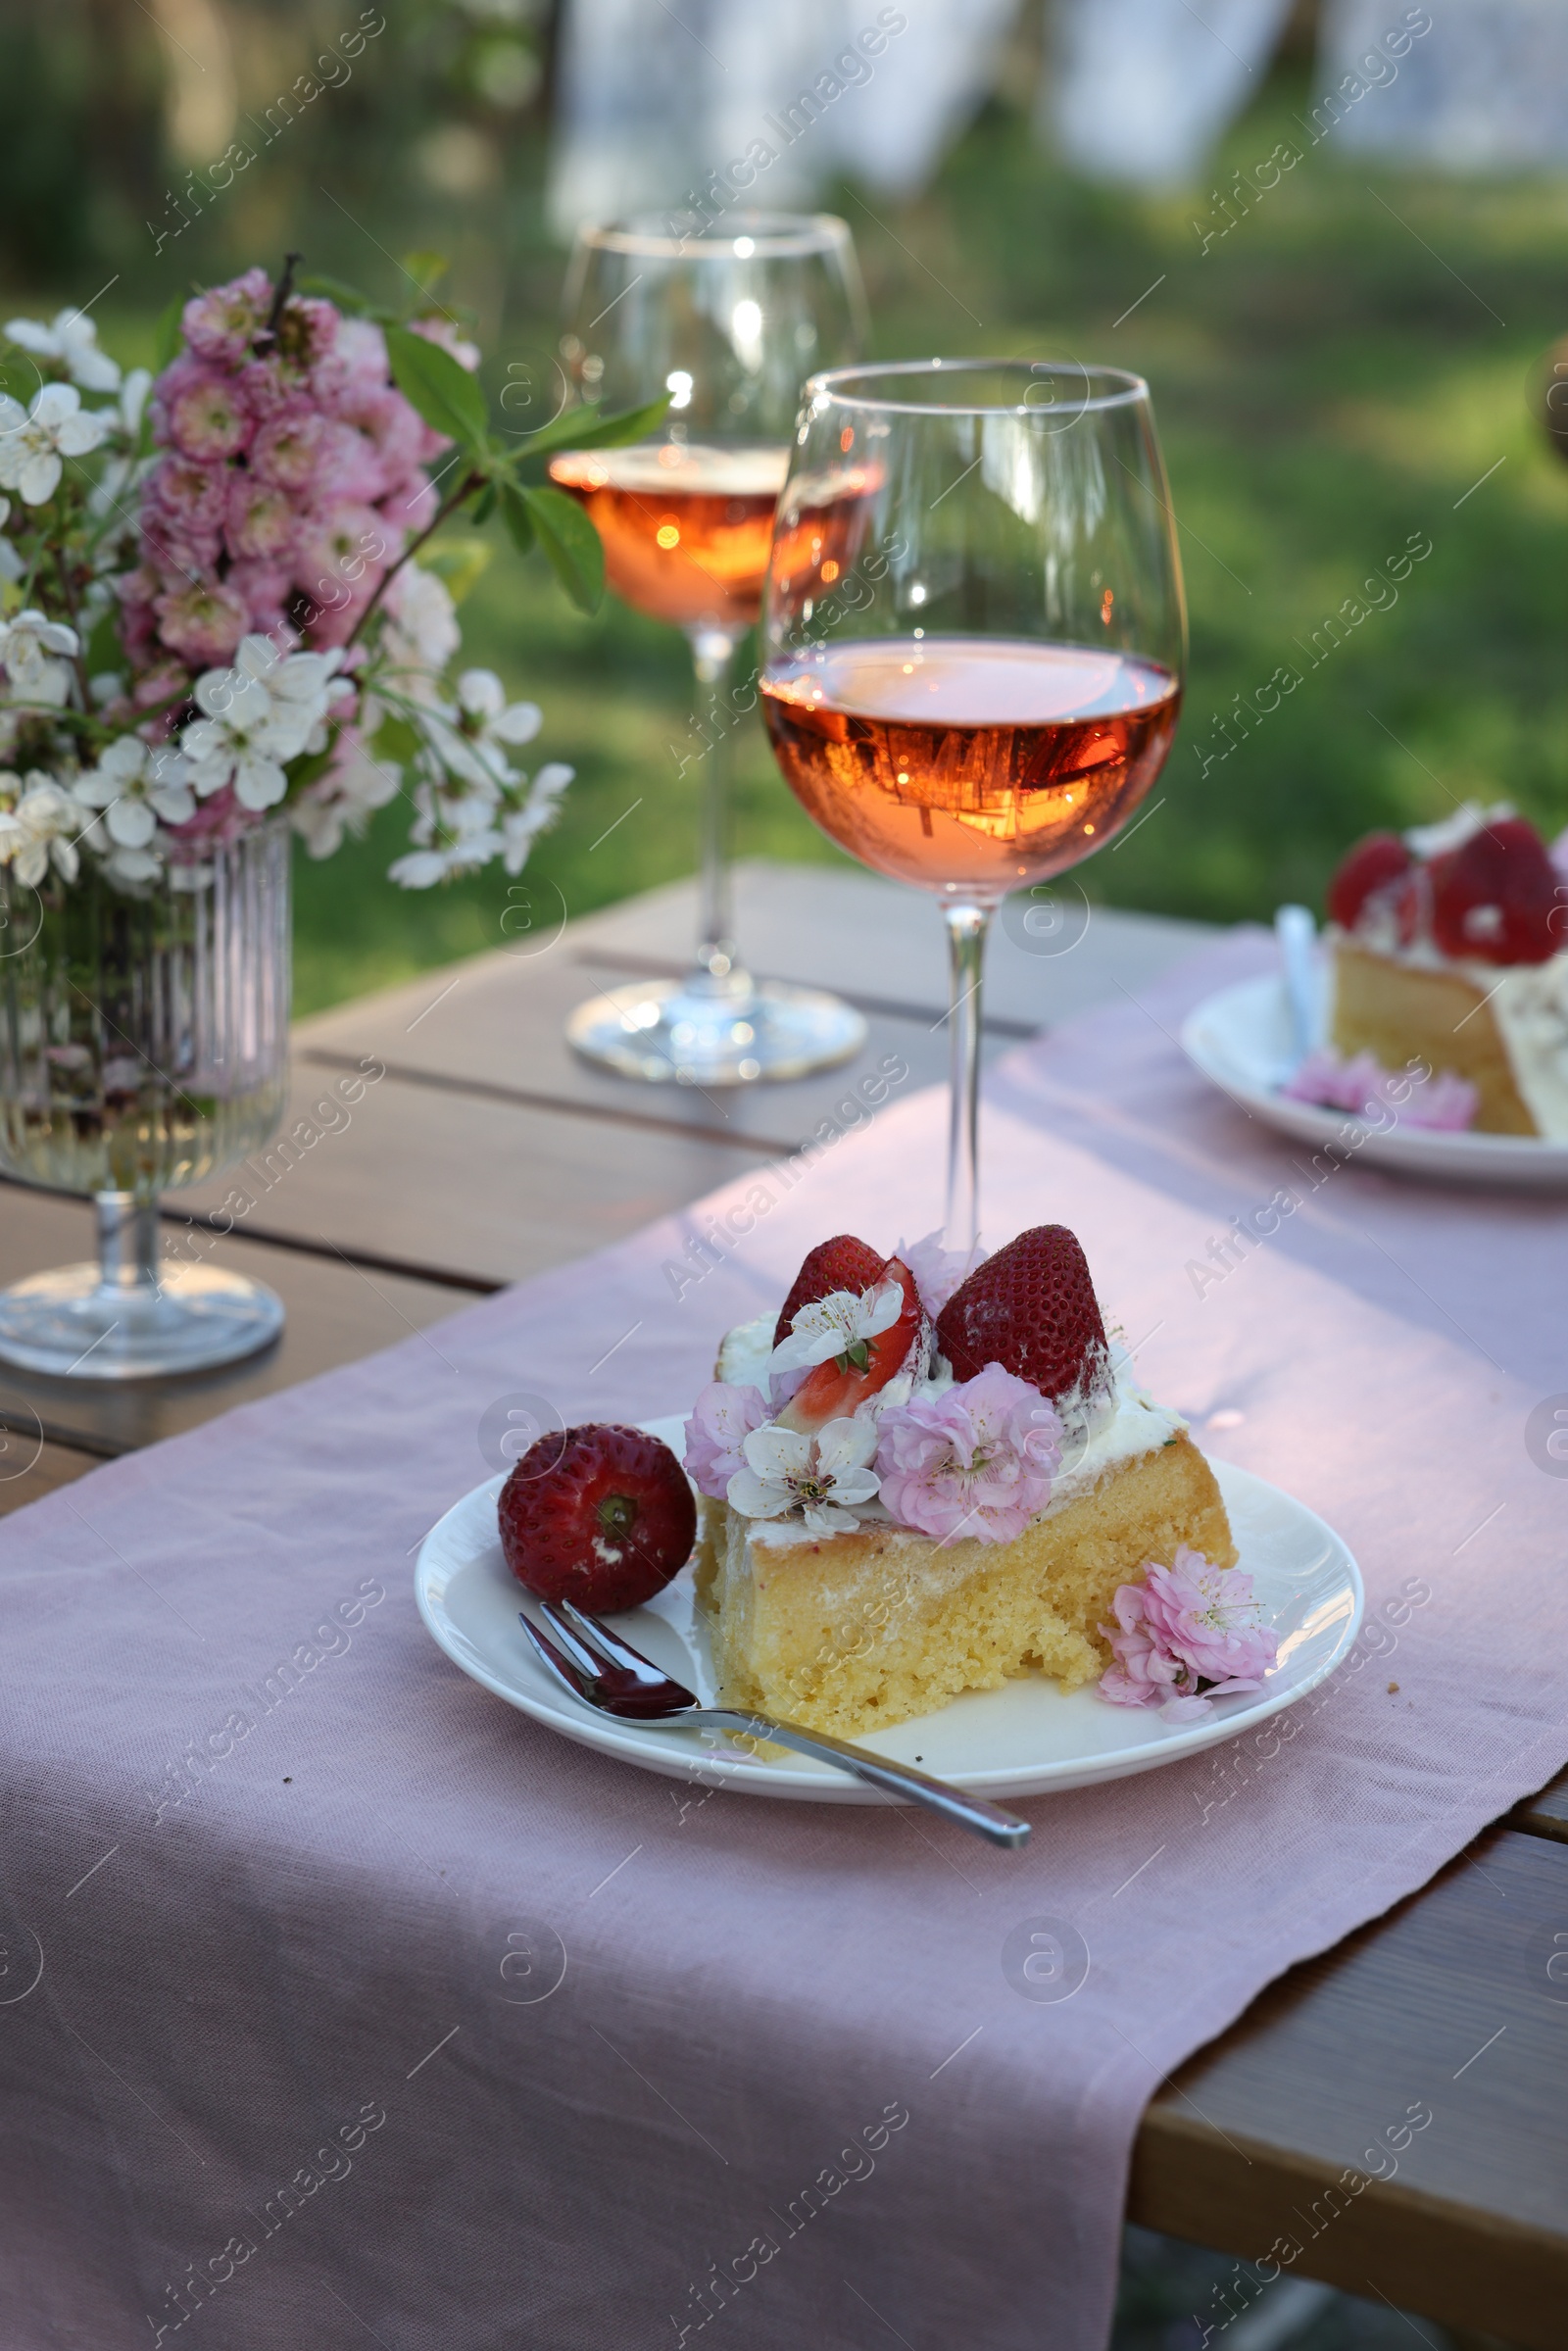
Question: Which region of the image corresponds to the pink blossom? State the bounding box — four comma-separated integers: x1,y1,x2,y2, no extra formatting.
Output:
158,362,254,463
153,576,249,667
129,658,192,713
275,295,339,383
683,1382,770,1500
224,472,298,563
250,405,327,492
180,269,271,367
1098,1548,1278,1721
319,317,393,403
164,782,258,857
226,558,294,640
144,452,229,538
334,386,426,485
314,416,393,506
235,354,299,420
1282,1046,1477,1133
379,467,439,535
899,1230,988,1319
875,1365,1060,1544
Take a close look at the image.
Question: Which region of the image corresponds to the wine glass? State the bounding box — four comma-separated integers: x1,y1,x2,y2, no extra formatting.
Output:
550,212,869,1087
759,361,1186,1245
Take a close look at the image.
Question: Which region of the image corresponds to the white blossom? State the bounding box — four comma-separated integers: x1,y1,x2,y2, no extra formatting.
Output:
0,608,79,707
76,736,195,847
5,309,122,394
379,561,459,701
180,644,331,810
501,761,571,874
768,1280,907,1380
726,1417,882,1537
0,772,89,886
0,383,111,505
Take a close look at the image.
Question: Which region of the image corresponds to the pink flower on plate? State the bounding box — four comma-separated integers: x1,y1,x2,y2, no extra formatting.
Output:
683,1381,769,1500
225,472,298,563
1098,1548,1278,1723
250,404,327,493
1282,1046,1477,1134
158,361,255,463
181,269,272,367
875,1364,1061,1544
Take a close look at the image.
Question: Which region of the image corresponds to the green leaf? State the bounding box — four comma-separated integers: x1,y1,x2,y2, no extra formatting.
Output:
152,296,185,370
371,712,419,764
385,323,488,450
513,392,671,472
298,271,394,322
499,480,535,558
85,606,122,676
520,483,604,613
421,534,492,606
399,250,451,299
471,481,497,525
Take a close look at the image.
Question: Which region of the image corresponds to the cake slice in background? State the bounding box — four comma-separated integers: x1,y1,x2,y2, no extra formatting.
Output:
1325,807,1568,1137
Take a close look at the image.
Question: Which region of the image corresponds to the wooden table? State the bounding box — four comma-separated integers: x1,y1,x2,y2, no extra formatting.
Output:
1,860,1561,2349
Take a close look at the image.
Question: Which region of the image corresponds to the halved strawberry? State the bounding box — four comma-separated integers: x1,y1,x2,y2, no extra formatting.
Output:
773,1234,885,1349
1429,816,1561,965
1326,831,1412,932
776,1256,925,1433
936,1224,1108,1402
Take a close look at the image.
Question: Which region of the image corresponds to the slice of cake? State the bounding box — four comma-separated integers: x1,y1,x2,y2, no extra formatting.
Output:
1323,808,1568,1137
683,1225,1235,1739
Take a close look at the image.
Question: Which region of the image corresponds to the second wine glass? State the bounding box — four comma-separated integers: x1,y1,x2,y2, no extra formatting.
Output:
552,212,868,1087
759,361,1186,1244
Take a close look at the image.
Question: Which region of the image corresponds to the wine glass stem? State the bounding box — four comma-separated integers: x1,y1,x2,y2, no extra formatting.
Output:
942,903,991,1251
95,1190,160,1299
688,626,746,997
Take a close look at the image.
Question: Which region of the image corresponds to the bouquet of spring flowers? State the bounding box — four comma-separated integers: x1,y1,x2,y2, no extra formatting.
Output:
0,257,660,896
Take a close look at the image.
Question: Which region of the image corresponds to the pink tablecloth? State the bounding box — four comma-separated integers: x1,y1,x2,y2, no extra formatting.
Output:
2,927,1564,2351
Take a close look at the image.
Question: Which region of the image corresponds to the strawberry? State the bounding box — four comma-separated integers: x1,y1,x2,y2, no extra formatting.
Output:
773,1234,886,1349
776,1255,925,1433
936,1224,1108,1401
499,1424,696,1613
1429,817,1562,965
1326,832,1412,931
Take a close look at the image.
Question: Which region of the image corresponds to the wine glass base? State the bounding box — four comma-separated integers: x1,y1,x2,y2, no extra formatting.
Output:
565,977,867,1087
0,1260,285,1381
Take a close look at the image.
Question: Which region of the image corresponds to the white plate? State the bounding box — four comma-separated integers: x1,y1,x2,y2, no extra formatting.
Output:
1182,972,1568,1192
415,1416,1365,1803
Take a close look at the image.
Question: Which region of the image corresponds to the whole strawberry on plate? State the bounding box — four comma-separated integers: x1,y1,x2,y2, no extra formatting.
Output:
500,1424,696,1612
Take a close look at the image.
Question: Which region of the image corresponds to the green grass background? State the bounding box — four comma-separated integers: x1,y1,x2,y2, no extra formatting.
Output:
32,61,1568,1011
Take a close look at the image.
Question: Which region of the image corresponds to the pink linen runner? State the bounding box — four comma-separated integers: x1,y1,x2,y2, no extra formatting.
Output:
1,926,1564,2351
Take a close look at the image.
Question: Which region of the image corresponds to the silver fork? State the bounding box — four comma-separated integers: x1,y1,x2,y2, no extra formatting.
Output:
517,1597,1030,1849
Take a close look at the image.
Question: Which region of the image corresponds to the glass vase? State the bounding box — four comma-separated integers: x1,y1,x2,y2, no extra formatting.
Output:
0,815,291,1379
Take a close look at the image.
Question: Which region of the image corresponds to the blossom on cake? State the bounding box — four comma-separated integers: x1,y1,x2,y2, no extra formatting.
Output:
768,1279,906,1380
1281,1045,1477,1132
898,1230,988,1318
1098,1548,1277,1722
683,1381,769,1501
726,1416,880,1537
874,1365,1061,1544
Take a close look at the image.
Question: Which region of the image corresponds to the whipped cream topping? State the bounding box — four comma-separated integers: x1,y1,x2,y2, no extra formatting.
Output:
714,1317,1183,1547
